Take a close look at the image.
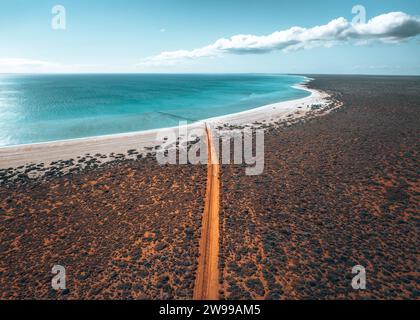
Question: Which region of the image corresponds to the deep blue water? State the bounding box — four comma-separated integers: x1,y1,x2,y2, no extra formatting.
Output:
0,74,309,146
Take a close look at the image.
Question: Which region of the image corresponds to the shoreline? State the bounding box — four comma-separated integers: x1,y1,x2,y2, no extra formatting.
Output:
206,82,327,127
0,77,331,169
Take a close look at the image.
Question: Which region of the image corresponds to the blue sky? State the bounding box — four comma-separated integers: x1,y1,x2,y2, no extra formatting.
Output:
0,0,419,74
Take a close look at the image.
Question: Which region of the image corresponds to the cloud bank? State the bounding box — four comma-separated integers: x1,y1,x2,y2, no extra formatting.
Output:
140,12,420,66
0,58,105,73
0,58,60,71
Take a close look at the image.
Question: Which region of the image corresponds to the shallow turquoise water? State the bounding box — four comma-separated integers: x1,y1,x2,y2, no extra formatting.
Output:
0,74,309,146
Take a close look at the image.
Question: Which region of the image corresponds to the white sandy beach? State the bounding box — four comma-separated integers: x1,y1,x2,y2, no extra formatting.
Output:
0,83,329,169
207,83,328,126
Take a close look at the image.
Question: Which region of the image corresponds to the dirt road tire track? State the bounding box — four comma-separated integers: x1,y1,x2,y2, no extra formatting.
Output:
193,123,220,300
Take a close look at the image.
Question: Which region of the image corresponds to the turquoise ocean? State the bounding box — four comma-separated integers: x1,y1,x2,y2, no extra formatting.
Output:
0,74,310,146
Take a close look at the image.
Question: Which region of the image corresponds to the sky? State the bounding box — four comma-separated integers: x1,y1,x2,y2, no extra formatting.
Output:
0,0,419,74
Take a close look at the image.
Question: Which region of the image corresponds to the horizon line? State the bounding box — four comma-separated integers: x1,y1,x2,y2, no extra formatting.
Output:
1,72,420,77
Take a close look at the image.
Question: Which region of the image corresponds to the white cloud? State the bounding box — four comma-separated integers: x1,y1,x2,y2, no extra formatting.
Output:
0,58,105,73
0,58,60,72
139,12,420,66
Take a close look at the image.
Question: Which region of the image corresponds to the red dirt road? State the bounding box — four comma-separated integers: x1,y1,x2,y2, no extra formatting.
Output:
193,124,220,300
